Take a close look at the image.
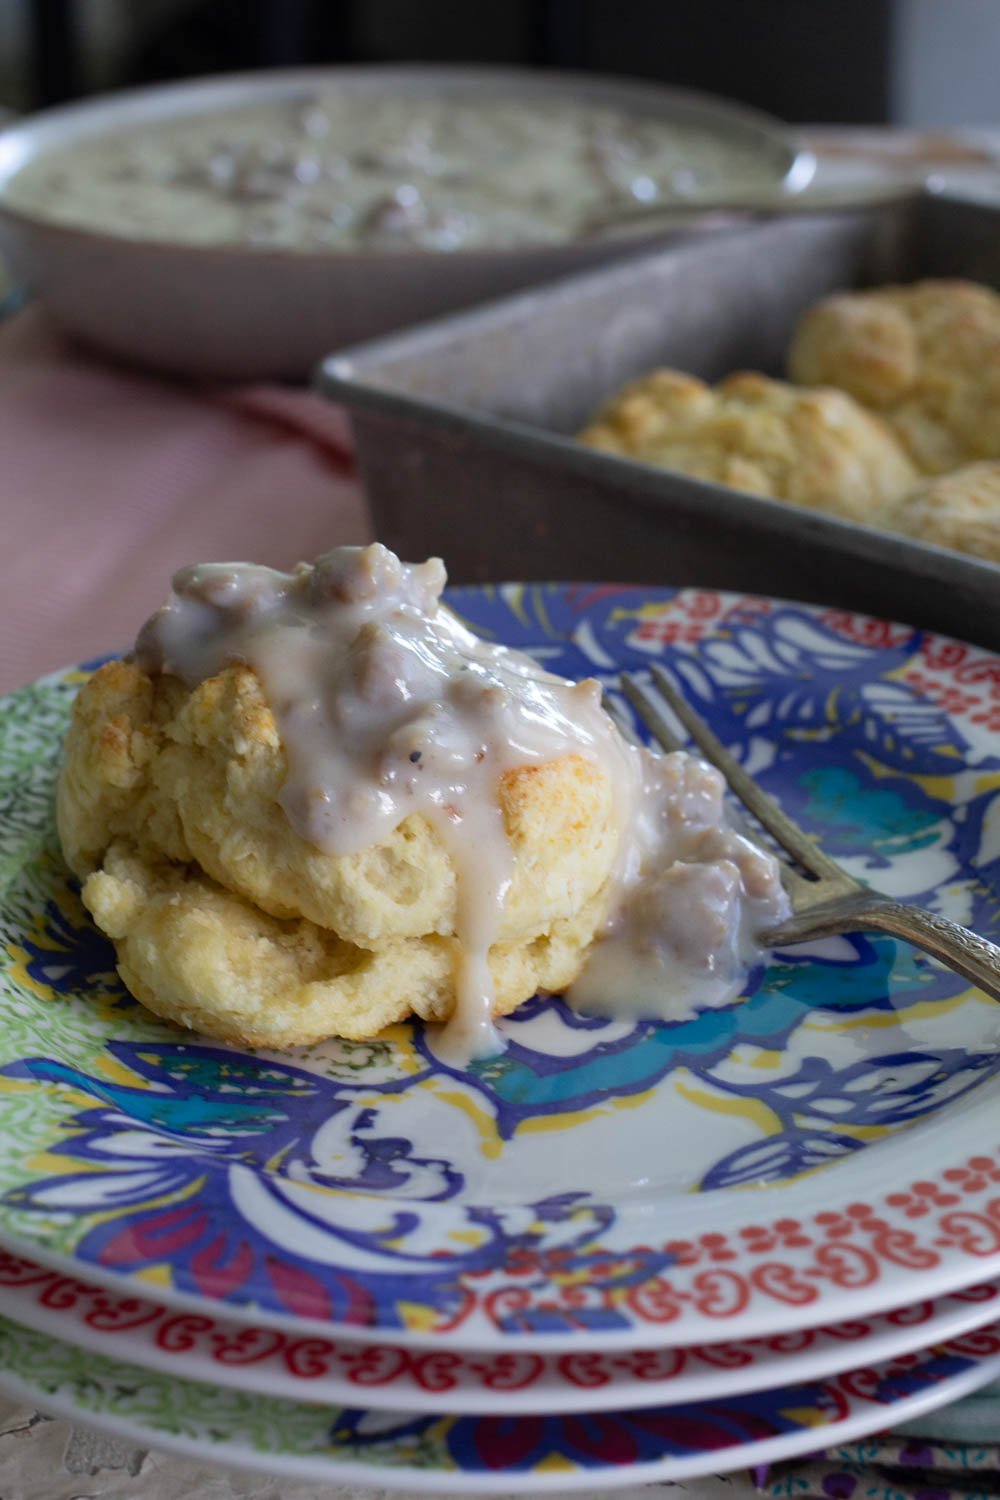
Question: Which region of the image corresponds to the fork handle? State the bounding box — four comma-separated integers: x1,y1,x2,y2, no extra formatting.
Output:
766,892,1000,1004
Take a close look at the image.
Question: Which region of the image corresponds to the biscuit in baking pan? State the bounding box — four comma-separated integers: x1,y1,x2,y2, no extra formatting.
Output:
873,459,1000,564
788,279,1000,475
579,368,917,519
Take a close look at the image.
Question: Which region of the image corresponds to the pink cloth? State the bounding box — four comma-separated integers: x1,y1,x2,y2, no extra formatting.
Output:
0,308,372,693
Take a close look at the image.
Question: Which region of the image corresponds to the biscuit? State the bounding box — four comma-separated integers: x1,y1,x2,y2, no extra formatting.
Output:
873,460,1000,564
82,841,609,1049
58,659,619,1048
579,368,917,520
788,279,1000,474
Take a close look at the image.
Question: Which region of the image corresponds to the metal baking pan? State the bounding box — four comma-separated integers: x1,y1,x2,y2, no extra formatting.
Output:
317,189,1000,650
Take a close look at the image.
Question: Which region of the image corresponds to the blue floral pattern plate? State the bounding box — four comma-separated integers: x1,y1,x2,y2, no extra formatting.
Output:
4,585,1000,1352
2,1311,1000,1492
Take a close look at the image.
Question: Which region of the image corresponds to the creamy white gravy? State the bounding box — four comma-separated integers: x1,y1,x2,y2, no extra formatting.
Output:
8,92,781,253
135,544,788,1059
567,750,788,1023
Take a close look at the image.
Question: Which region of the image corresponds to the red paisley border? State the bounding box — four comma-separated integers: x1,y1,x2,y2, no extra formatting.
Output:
1,1234,998,1397
454,1154,1000,1336
5,1108,1000,1349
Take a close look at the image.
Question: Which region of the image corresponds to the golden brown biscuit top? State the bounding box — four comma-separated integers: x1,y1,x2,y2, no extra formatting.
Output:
578,367,917,520
788,279,1000,474
133,543,627,865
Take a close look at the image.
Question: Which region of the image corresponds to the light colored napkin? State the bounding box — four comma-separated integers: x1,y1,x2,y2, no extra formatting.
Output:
0,308,372,694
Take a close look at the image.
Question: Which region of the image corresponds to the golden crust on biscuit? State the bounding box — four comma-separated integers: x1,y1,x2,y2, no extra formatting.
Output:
788,280,1000,474
873,460,1000,563
58,659,618,1047
578,368,916,520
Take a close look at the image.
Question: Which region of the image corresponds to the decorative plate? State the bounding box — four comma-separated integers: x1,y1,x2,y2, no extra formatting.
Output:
3,1245,1000,1415
2,1313,1000,1493
4,586,1000,1351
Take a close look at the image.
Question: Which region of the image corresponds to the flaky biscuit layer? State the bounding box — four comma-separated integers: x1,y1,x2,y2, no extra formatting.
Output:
83,841,607,1047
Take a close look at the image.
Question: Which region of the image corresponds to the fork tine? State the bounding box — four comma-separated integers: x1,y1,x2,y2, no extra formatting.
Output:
616,676,814,904
618,672,1000,999
602,689,684,752
623,665,844,882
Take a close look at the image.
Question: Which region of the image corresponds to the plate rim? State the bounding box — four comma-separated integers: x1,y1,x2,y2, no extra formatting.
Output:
0,1314,999,1494
1,1245,999,1415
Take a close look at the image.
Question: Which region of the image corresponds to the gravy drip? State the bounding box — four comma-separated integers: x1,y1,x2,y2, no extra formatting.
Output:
134,543,637,1059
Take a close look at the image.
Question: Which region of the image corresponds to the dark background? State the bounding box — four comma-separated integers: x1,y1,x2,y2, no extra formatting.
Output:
29,0,894,121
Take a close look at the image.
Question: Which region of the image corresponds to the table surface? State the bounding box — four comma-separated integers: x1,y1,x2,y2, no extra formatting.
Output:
0,1395,758,1500
4,122,1000,1500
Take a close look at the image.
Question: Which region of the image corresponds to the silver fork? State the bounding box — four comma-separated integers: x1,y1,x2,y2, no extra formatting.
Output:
621,663,1000,1004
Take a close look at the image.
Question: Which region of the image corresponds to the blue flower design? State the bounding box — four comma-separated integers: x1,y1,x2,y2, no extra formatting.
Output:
0,1041,654,1329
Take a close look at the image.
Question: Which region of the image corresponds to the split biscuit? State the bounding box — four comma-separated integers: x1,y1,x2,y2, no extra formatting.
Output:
57,658,619,1047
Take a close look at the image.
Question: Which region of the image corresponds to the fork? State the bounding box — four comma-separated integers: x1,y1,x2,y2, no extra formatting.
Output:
621,664,1000,1004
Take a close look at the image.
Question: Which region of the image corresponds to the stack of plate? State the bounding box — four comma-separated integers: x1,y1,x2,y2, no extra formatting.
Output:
3,581,1000,1494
